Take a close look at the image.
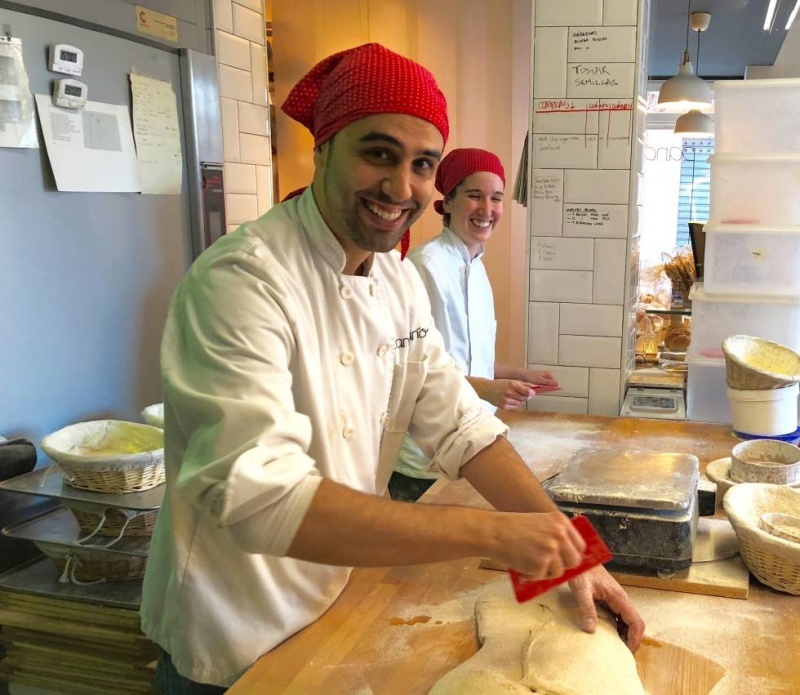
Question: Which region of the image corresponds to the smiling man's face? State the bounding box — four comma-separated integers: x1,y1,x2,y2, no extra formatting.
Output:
312,113,443,266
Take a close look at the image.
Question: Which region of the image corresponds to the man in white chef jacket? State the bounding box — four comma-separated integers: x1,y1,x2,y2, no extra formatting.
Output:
140,43,645,693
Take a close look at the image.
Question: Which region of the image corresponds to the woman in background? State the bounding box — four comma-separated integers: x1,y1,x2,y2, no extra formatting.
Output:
390,148,559,502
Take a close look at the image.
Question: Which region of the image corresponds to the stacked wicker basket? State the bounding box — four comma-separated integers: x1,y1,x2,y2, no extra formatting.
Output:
36,419,165,584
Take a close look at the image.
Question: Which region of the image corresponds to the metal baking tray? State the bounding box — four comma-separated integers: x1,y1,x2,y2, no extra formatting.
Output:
546,450,699,511
0,465,163,510
1,506,150,556
0,558,142,608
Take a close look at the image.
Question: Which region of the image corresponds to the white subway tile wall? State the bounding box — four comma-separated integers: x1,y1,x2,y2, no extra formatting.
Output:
226,192,260,225
213,0,273,230
216,30,251,71
528,363,590,397
592,238,627,304
527,394,589,415
533,28,568,97
560,303,623,336
535,0,603,27
603,0,639,25
559,336,622,368
589,368,623,415
528,0,648,414
214,0,233,33
232,4,264,43
530,269,594,303
224,162,257,194
527,302,560,364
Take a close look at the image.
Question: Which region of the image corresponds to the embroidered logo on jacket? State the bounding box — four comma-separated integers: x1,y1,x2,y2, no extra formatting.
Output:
395,327,428,349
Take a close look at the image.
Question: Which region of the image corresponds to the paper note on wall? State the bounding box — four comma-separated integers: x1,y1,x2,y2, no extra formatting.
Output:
34,94,141,192
130,73,183,195
0,38,38,148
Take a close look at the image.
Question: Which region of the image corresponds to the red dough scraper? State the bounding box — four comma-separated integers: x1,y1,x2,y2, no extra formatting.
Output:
508,515,613,603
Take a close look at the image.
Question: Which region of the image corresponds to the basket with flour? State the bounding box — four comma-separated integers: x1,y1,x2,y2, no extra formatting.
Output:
722,335,800,390
724,483,800,595
41,420,164,493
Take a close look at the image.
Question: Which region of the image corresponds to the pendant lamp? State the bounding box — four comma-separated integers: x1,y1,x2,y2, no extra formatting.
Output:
657,3,712,112
674,12,714,136
675,109,714,136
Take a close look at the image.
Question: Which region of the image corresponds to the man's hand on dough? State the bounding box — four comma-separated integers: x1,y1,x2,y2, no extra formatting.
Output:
568,567,645,652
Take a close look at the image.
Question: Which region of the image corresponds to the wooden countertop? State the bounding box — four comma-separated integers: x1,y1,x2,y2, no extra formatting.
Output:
227,412,800,694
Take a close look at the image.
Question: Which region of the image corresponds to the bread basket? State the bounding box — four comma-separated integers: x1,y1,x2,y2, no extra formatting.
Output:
722,335,800,390
41,420,164,493
723,483,800,595
62,499,159,540
35,540,147,584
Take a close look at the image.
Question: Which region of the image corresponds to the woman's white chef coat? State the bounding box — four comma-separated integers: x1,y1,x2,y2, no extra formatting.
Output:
394,228,497,479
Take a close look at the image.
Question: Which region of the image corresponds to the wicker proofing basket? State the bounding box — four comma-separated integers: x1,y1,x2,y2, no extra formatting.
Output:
723,483,800,595
41,420,164,493
722,335,800,390
63,500,159,539
34,541,147,584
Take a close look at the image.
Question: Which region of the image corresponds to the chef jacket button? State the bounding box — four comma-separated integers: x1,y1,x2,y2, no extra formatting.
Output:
379,412,387,425
342,426,354,438
369,284,376,296
340,286,352,299
340,351,354,366
376,344,388,357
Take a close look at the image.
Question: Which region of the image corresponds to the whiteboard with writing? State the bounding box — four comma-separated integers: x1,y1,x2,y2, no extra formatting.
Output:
568,27,636,63
533,99,600,134
532,170,564,236
532,237,594,270
567,63,635,99
598,100,634,169
533,134,598,169
562,204,629,238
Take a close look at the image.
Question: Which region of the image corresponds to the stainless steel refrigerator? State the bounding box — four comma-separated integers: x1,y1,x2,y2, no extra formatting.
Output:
0,3,224,443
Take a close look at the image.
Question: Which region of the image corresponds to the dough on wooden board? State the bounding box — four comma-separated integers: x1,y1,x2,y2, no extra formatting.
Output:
430,581,645,695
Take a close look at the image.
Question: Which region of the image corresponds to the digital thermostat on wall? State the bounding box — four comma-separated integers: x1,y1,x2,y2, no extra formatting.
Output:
53,79,88,109
49,44,84,76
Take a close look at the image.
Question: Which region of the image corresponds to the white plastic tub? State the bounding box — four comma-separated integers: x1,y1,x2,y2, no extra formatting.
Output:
703,224,800,297
688,283,800,358
714,78,800,154
687,356,730,424
728,383,799,436
710,154,800,227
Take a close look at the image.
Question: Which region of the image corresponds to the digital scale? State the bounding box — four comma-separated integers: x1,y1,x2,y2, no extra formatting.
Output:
621,386,687,420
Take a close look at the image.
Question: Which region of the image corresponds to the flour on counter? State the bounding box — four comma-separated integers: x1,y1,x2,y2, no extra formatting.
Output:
506,421,601,480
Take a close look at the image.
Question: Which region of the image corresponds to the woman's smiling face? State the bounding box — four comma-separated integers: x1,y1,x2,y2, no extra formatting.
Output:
443,171,505,258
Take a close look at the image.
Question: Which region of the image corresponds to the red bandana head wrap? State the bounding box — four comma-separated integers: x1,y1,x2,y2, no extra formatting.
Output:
281,43,449,259
282,43,449,147
433,148,506,216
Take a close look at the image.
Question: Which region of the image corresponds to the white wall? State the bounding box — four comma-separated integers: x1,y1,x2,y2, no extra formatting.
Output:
211,0,274,230
525,0,650,416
